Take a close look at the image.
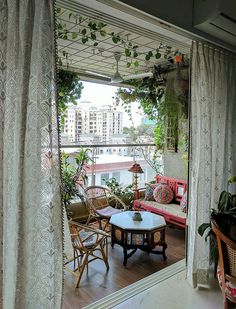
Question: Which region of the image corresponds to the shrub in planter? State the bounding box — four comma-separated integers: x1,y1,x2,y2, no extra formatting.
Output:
102,177,134,209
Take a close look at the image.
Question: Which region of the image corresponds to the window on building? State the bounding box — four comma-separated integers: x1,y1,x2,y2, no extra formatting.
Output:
112,172,120,182
101,173,109,185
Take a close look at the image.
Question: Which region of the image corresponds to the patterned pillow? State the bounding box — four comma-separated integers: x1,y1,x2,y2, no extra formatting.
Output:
153,184,174,204
217,265,236,301
180,191,188,213
144,183,158,201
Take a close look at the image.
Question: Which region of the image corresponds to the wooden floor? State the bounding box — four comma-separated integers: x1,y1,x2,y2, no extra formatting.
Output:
62,227,185,309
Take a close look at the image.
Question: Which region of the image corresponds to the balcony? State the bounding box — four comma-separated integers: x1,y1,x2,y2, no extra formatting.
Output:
61,143,161,189
61,143,186,308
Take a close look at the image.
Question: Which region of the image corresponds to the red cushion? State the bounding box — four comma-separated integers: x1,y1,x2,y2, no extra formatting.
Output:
153,184,174,204
217,265,236,300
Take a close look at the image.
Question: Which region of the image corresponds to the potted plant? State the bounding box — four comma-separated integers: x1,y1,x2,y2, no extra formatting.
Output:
61,148,93,212
198,176,236,265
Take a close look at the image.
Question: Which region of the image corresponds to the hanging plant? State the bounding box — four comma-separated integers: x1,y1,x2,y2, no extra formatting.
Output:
114,73,188,151
57,69,84,124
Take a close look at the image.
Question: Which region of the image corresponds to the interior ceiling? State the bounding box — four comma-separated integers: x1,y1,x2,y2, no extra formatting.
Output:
57,5,191,83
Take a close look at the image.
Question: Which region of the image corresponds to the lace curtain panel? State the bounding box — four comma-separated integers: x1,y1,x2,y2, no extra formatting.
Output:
0,1,63,308
187,41,236,287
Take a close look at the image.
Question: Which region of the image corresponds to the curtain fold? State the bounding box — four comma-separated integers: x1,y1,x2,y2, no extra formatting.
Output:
187,41,236,287
0,1,7,307
0,1,63,308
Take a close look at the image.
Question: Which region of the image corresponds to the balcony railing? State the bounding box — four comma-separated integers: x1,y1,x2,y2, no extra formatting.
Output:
60,143,162,188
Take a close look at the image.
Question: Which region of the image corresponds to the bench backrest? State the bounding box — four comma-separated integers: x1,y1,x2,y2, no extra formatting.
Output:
155,175,187,203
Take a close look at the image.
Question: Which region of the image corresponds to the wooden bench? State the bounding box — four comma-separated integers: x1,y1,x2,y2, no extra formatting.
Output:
133,175,187,229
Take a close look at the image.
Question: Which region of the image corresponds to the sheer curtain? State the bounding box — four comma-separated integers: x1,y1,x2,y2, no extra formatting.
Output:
187,41,236,287
0,1,63,308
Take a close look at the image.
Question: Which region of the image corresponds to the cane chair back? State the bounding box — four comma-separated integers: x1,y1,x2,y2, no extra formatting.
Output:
64,220,109,288
84,186,127,231
212,219,236,308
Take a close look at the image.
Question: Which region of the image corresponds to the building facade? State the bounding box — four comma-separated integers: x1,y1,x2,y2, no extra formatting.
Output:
63,102,123,143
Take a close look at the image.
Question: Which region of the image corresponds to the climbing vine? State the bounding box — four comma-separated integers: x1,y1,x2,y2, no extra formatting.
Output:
55,7,179,68
55,6,189,150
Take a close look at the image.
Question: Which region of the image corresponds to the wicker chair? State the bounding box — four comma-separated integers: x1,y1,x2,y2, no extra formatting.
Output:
64,220,109,288
212,219,236,309
84,185,127,231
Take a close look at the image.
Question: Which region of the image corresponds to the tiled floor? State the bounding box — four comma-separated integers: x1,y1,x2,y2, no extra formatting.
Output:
113,270,223,309
84,261,223,309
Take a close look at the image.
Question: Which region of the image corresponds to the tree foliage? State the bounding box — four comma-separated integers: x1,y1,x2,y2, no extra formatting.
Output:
123,124,155,142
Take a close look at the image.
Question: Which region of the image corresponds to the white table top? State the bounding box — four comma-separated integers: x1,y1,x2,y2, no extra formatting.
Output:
109,211,166,231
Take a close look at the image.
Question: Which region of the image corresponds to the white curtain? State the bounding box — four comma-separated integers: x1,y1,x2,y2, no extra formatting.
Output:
0,1,63,308
187,41,236,287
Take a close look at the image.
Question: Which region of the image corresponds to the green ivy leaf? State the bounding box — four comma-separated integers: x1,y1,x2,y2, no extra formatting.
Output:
112,36,120,43
91,33,96,40
100,30,106,37
145,54,151,61
81,28,87,36
126,62,132,68
72,32,78,40
62,34,68,40
155,52,161,59
93,42,98,47
125,48,131,57
98,22,107,29
90,23,97,31
81,37,88,44
133,51,138,58
134,60,139,67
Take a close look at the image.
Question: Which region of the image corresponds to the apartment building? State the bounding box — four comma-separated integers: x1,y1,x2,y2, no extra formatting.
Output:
63,102,123,143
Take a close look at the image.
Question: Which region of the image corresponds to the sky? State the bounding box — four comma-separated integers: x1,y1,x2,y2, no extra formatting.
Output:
79,81,143,127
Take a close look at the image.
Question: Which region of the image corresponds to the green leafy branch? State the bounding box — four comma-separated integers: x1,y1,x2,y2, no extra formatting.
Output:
61,149,93,210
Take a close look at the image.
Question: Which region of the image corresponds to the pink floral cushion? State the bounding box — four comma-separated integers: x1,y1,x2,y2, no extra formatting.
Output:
180,191,188,213
217,265,236,300
144,183,158,201
153,184,174,204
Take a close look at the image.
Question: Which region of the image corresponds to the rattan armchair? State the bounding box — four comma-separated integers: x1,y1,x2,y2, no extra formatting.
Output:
212,219,236,309
84,185,127,231
64,220,109,288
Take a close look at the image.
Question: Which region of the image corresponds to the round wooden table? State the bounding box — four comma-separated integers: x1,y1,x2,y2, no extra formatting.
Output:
109,211,167,266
